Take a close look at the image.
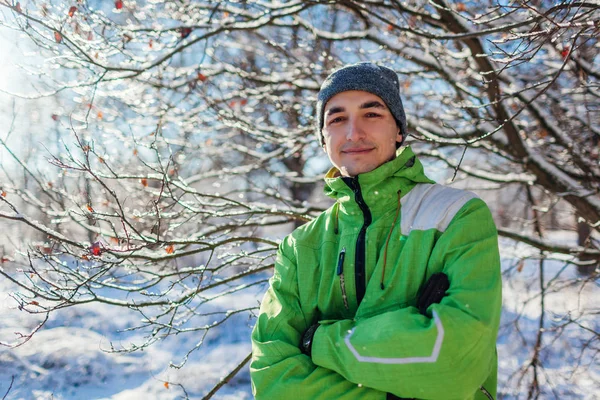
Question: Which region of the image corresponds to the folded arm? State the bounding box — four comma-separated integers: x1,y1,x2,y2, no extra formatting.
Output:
311,199,502,398
250,243,386,399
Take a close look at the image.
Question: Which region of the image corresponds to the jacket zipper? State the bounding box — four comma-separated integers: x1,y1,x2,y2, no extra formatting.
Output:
342,176,372,306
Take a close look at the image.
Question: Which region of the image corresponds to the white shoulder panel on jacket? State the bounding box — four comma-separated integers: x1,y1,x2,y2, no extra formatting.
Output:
400,183,478,235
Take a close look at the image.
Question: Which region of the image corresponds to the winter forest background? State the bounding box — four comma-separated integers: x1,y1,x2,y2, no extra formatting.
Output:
0,1,598,399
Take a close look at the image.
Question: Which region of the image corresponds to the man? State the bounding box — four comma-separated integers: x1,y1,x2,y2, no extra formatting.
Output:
250,62,502,399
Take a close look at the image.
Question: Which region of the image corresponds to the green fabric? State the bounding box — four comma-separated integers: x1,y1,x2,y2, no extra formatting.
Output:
251,146,502,399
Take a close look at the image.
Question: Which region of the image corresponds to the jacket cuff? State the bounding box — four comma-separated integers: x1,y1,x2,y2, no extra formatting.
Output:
311,321,328,365
311,320,346,372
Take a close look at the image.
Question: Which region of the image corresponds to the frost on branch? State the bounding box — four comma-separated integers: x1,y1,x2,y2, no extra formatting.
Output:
0,0,598,398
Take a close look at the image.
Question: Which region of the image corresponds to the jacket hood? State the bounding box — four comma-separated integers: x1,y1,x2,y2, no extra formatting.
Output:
324,146,434,218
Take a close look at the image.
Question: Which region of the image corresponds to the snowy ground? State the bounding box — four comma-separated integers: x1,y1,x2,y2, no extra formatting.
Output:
1,236,599,399
0,273,262,400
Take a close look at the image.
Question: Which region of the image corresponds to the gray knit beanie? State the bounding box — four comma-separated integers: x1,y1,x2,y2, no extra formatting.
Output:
316,62,407,148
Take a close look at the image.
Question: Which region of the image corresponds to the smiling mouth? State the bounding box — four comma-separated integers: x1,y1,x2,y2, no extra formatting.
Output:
342,148,373,154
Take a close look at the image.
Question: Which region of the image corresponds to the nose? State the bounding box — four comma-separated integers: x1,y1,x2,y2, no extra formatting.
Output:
345,117,365,142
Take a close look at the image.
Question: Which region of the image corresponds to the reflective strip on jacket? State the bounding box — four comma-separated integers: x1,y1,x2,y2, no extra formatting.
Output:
251,145,502,399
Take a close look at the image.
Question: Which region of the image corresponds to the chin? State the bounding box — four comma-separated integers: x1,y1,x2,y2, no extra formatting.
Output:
342,166,376,177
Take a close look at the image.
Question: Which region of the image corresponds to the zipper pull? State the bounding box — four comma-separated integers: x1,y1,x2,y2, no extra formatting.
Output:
337,247,349,311
336,247,346,275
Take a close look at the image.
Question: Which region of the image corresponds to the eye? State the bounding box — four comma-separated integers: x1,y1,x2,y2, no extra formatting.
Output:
365,112,381,118
328,116,345,125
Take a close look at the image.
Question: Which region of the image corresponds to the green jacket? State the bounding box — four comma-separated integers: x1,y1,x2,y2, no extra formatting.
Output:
251,146,502,399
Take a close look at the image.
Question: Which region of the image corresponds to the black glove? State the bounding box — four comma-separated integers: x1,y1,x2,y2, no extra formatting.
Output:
416,272,450,315
300,323,319,356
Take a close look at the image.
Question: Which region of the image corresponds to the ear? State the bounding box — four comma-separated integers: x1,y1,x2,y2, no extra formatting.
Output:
322,143,327,153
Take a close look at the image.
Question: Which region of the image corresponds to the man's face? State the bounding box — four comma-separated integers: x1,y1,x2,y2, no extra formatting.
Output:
322,90,402,177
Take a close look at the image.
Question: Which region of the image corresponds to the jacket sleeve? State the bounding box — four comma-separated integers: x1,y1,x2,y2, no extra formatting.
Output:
250,241,386,400
310,198,502,399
